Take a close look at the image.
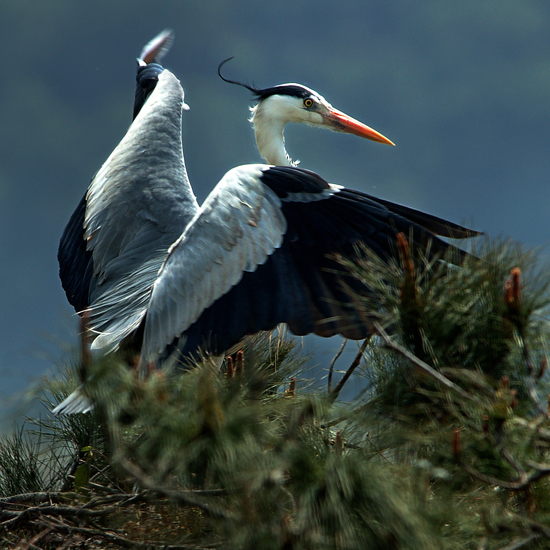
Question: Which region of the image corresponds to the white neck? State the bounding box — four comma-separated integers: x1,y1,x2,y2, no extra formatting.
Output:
251,101,297,167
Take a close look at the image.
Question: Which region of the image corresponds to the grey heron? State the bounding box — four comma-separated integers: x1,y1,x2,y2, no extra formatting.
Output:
54,32,479,412
58,30,198,357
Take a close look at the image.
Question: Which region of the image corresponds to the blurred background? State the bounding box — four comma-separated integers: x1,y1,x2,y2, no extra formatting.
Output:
1,1,549,423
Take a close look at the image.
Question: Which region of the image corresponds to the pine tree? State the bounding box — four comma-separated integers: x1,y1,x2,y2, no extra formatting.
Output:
2,237,550,549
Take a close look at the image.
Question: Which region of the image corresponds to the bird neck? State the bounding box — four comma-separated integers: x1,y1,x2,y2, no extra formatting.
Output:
252,105,296,167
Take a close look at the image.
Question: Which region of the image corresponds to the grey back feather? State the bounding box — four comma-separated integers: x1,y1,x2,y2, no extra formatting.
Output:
85,70,199,352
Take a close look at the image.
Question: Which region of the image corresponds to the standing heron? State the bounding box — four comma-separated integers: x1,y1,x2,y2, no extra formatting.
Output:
54,32,479,412
58,30,198,356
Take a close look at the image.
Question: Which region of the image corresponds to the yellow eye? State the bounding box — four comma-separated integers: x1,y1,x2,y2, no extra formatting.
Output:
304,98,314,108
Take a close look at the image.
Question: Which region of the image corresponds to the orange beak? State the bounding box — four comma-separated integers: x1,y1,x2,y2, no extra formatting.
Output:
324,108,395,146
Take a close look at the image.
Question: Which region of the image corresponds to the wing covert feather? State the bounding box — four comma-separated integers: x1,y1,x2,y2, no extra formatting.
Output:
142,165,288,360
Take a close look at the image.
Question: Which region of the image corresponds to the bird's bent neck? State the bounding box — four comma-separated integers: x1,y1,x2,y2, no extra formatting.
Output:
143,71,198,213
252,104,296,167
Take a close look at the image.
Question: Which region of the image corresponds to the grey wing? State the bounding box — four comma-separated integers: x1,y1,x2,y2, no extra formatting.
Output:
140,164,287,364
84,70,198,352
138,163,474,368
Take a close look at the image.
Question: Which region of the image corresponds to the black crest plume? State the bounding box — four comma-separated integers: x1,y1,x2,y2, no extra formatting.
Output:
217,58,311,101
217,57,262,96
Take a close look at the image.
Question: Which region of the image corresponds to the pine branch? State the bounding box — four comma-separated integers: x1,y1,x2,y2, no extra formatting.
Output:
373,321,474,400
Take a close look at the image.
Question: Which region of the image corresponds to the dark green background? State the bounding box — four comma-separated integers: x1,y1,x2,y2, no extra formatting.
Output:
1,1,549,415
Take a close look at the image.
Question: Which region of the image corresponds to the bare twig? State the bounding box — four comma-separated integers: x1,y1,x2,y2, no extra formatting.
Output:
79,492,144,509
1,489,217,549
118,458,234,520
0,492,59,505
517,517,550,540
500,447,526,480
373,322,473,400
461,459,550,491
34,516,209,550
525,460,550,478
320,411,353,429
0,491,152,508
329,337,371,403
21,526,55,550
327,338,347,394
496,513,550,544
496,534,541,550
1,503,113,529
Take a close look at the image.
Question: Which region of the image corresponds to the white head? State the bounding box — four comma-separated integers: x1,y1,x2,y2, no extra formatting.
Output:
218,61,394,166
250,83,394,165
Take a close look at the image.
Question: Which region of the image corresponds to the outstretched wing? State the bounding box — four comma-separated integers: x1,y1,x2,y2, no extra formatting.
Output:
356,193,480,239
140,164,462,367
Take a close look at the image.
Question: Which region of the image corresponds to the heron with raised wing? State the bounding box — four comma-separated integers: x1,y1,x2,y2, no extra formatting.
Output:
54,31,479,413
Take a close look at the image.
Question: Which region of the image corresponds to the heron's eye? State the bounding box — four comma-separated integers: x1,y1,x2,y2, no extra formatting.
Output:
303,98,314,108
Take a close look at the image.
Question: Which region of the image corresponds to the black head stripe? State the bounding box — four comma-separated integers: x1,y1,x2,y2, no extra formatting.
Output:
255,84,311,100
